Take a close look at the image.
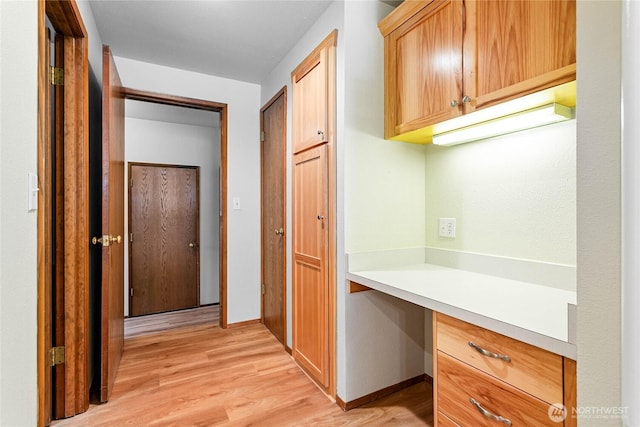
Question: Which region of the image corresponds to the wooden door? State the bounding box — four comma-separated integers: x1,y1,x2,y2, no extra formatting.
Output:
292,144,329,387
464,0,576,111
261,89,287,345
100,45,125,403
382,0,463,138
292,50,327,154
129,164,200,316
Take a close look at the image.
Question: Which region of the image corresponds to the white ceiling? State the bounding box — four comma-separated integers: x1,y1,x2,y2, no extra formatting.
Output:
90,0,400,127
89,0,335,84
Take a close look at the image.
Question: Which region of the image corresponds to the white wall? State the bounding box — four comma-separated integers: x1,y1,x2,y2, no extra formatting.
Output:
622,0,640,424
262,0,427,402
114,56,261,324
124,116,220,316
0,1,39,425
76,0,104,85
425,121,576,266
577,1,622,425
261,0,346,351
341,1,426,400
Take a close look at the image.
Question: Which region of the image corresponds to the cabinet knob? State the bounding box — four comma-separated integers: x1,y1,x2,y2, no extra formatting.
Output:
450,99,459,108
462,95,472,103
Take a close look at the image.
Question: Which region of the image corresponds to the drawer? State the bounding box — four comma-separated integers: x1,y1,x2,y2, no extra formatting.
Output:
437,411,461,427
436,313,563,403
438,352,558,427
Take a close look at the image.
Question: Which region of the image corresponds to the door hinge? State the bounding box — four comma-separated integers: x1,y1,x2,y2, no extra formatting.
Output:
261,284,265,295
260,131,265,142
130,287,134,297
130,233,133,242
49,66,64,86
130,178,133,188
50,346,65,366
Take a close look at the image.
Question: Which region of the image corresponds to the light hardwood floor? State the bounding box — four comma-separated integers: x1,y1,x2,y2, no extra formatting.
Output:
53,306,433,426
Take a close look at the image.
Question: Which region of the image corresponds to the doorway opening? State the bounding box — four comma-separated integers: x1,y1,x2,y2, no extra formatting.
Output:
121,88,229,327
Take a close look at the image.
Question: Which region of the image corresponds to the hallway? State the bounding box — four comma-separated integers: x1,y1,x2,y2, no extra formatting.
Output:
52,306,433,426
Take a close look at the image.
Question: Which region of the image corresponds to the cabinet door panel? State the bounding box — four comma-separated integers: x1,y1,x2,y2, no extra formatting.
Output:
292,145,329,387
292,51,327,153
467,0,576,110
387,0,463,137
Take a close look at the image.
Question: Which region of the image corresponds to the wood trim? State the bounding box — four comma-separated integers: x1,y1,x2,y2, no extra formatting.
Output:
122,88,226,112
326,32,338,400
473,64,577,111
45,0,87,37
37,1,51,424
219,106,228,329
291,30,337,82
226,318,261,329
63,32,90,417
338,375,427,411
378,0,430,37
348,281,372,293
433,312,440,426
120,89,228,329
563,358,577,427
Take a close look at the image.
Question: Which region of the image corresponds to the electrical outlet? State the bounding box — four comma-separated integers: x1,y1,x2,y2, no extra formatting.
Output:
439,217,456,238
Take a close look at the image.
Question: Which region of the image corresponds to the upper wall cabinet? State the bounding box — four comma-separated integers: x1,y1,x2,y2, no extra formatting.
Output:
379,0,576,143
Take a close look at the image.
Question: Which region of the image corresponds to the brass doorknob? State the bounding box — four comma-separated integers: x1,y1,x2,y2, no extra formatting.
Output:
92,234,121,246
275,228,284,236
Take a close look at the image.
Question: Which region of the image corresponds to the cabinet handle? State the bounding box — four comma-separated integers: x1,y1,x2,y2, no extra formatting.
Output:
450,99,459,108
468,341,511,362
469,398,512,426
462,95,472,103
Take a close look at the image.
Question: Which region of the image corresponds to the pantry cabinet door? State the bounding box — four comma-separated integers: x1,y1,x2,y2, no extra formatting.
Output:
292,145,329,387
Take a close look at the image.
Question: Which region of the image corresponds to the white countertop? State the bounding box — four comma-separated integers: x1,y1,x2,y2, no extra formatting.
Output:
347,258,577,359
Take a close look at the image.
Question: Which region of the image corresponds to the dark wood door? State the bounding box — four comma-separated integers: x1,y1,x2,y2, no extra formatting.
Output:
100,45,125,403
292,144,329,387
261,88,287,345
129,164,200,316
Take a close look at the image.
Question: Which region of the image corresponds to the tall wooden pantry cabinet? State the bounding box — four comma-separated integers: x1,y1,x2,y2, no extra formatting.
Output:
291,30,337,396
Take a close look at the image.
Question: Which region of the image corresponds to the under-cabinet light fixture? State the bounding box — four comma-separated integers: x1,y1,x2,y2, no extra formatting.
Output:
432,103,575,146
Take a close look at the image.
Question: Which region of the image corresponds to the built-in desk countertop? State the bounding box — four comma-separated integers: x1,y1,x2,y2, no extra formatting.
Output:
346,249,577,359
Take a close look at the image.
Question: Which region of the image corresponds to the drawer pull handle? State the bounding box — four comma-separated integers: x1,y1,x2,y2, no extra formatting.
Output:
468,341,511,362
469,398,512,426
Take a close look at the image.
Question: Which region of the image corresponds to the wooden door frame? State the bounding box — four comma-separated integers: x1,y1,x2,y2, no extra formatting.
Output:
260,86,288,347
37,0,89,424
127,162,201,316
122,88,228,327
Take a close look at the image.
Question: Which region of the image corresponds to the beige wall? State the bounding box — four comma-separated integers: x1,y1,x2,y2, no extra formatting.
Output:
0,1,39,425
577,1,622,425
425,121,576,266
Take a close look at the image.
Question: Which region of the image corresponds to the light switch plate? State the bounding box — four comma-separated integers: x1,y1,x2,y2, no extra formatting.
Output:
28,173,38,212
439,217,456,238
232,197,241,210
